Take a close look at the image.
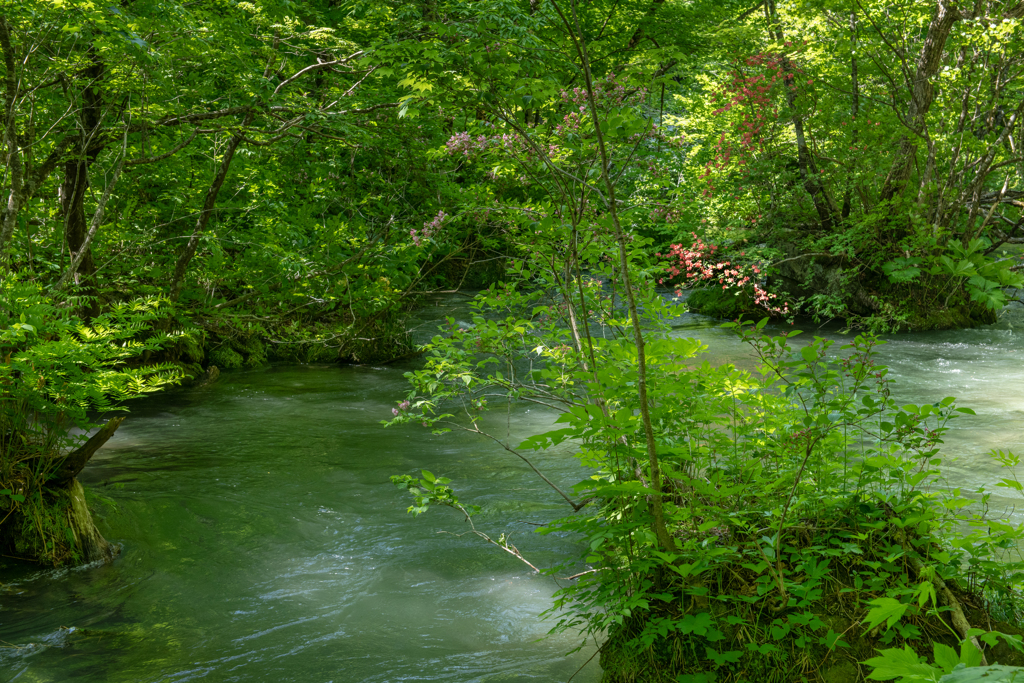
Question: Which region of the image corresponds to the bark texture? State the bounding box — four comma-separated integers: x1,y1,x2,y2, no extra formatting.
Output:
878,0,962,204
67,478,117,563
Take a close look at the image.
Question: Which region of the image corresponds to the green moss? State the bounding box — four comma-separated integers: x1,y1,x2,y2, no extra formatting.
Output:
4,488,81,567
234,335,267,368
268,340,339,364
685,288,762,320
901,304,998,331
180,362,204,383
200,307,416,369
178,333,205,363
208,345,244,369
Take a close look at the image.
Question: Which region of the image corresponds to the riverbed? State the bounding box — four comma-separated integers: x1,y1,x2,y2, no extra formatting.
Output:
1,298,1023,682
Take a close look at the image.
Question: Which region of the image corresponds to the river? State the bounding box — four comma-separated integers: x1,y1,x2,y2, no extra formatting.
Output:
1,296,1023,682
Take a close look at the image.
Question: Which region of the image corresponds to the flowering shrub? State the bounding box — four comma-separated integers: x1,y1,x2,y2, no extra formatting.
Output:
411,210,447,246
700,52,791,192
559,72,642,107
444,132,491,157
659,233,790,316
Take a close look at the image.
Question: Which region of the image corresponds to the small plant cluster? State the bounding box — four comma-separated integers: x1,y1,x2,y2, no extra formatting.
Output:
444,131,493,157
558,72,646,109
659,234,790,316
444,127,556,168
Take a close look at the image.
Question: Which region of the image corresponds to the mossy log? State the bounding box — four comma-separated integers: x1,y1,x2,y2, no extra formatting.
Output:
57,417,122,563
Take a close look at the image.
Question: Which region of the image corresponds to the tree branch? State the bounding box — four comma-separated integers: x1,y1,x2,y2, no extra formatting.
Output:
125,126,199,166
272,50,364,95
49,417,125,486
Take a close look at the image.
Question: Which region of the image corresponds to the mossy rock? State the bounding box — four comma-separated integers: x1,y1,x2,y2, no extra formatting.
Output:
177,361,205,385
233,334,268,368
208,345,244,370
178,333,205,363
900,304,998,332
685,288,764,320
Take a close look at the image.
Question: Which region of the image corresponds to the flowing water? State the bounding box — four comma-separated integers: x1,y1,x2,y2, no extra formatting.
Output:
2,297,1024,683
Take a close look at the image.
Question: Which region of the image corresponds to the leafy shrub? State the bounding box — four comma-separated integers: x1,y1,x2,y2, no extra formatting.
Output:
389,273,1024,680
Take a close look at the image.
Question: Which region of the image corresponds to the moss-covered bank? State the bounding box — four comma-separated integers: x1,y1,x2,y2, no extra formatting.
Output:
683,286,1000,332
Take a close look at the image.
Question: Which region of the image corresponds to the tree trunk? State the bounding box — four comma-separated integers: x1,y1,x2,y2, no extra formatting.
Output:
878,0,961,205
51,417,125,485
61,159,98,276
67,478,117,563
168,116,252,302
764,0,838,230
0,15,24,257
60,50,106,318
842,9,859,219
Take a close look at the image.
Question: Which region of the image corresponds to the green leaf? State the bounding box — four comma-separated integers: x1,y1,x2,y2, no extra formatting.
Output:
864,597,910,631
960,641,983,669
939,664,1024,682
864,645,941,681
933,643,960,674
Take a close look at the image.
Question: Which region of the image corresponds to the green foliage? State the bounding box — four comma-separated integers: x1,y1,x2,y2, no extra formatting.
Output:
864,639,1024,682
390,270,1024,680
940,665,1024,682
390,470,479,516
640,0,1024,328
0,276,186,434
381,8,1024,677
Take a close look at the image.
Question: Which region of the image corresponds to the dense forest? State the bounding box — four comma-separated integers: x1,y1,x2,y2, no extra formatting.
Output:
3,0,1024,680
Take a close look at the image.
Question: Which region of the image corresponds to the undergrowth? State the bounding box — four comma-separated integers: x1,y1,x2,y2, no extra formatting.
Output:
388,273,1024,682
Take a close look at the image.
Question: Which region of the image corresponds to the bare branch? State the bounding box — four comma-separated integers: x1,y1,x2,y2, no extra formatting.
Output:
125,126,199,165
439,502,541,573
272,50,364,95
